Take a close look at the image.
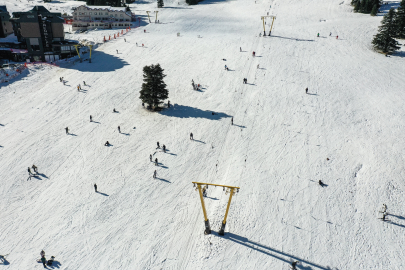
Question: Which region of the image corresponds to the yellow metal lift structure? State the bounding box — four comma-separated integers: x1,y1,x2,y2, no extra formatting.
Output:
146,11,151,23
261,15,276,36
154,11,159,23
192,182,240,236
74,44,93,63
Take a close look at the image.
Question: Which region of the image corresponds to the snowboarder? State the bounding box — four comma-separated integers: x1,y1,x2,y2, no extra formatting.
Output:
155,158,158,166
94,183,97,192
65,127,69,134
113,108,117,113
231,117,233,125
317,33,320,37
118,126,121,133
190,133,193,140
318,180,325,187
163,144,166,153
157,142,160,148
305,87,308,94
153,170,157,179
150,154,152,162
32,164,38,174
40,256,47,268
47,256,55,266
105,141,110,146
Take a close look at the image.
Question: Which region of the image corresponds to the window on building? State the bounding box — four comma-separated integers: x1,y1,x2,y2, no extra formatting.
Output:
89,12,92,15
120,14,123,17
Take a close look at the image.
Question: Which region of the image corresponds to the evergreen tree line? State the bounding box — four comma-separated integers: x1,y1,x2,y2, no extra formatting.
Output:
372,0,405,53
351,0,381,15
86,0,125,7
186,0,200,6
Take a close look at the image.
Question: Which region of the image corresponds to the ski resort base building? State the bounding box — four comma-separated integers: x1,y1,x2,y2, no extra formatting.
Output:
72,6,133,31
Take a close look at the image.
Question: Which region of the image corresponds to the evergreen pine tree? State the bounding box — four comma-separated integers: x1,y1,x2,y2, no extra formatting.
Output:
157,0,164,8
354,0,361,12
372,8,400,53
395,0,405,38
371,4,378,16
186,0,199,5
140,64,168,110
360,0,367,13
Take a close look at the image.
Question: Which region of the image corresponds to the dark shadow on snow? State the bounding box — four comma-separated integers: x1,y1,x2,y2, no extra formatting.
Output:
156,177,171,183
193,139,206,144
391,50,405,58
214,232,335,270
271,35,315,42
121,132,130,136
307,93,318,96
377,1,400,15
96,191,109,196
233,124,246,128
67,133,77,136
160,103,231,120
36,173,49,179
62,51,129,72
92,121,101,124
206,196,219,200
388,214,405,220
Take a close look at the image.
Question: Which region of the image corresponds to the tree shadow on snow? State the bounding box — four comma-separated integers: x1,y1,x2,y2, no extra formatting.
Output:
377,1,400,15
198,0,233,5
160,104,231,120
214,232,335,270
391,50,405,58
64,51,129,72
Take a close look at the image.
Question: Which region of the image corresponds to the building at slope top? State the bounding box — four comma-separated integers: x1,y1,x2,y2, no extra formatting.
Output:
0,6,13,38
10,6,78,62
72,5,133,31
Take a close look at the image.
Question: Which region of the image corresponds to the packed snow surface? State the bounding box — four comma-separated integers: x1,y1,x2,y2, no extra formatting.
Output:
1,0,405,269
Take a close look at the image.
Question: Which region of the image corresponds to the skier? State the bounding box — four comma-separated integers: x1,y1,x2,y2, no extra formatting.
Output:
240,47,242,52
336,35,338,39
90,115,92,122
305,87,308,94
318,180,324,187
150,154,152,162
142,44,144,47
83,81,86,86
252,51,255,56
153,170,157,179
79,84,81,90
257,64,259,69
329,32,332,36
40,256,47,268
142,102,145,107
94,183,97,192
224,65,227,70
259,33,262,37
105,141,110,146
157,142,160,148
32,164,38,174
116,49,118,54
231,117,233,125
291,261,298,269
124,38,126,42
203,187,207,197
63,80,66,85
144,29,146,33
77,85,80,91
59,77,62,82
190,132,193,140
118,126,121,133
113,108,117,113
155,158,158,166
136,42,138,46
40,250,45,258
163,144,166,153
381,212,387,221
65,127,69,134
168,100,171,108
317,33,320,37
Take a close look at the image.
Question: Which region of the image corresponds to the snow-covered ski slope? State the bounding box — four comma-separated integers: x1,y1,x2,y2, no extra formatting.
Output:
1,0,405,269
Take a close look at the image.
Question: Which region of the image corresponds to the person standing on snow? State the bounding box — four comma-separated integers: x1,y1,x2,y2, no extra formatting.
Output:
153,170,157,179
305,87,308,94
155,158,158,166
231,117,233,125
150,154,152,162
94,183,97,192
41,256,47,268
317,33,320,37
65,127,69,134
118,126,121,133
190,133,194,140
90,115,93,122
163,145,166,153
32,164,38,174
157,142,160,148
116,50,118,54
